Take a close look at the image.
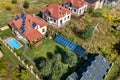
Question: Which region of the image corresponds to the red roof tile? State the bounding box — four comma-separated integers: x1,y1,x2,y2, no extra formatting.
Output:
64,0,88,8
41,4,72,19
8,13,47,42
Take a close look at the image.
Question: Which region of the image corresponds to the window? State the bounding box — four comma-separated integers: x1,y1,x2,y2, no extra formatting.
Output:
64,17,66,21
67,16,69,19
42,29,45,33
54,19,56,23
74,9,76,12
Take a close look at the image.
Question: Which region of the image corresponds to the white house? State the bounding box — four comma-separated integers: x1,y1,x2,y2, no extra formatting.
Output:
62,0,88,16
85,0,104,10
41,4,72,27
8,13,47,43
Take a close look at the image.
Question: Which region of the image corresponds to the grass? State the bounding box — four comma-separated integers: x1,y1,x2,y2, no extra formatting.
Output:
0,28,15,39
0,41,22,68
26,39,64,59
105,56,120,80
95,6,112,13
0,13,9,27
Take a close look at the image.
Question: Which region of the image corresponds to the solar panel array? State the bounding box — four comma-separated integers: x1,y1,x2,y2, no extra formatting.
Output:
80,55,111,80
20,13,26,33
54,34,86,57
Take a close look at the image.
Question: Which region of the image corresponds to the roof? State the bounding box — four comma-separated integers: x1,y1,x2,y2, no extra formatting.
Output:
8,13,47,42
41,4,72,19
64,0,88,8
85,0,100,4
67,54,111,80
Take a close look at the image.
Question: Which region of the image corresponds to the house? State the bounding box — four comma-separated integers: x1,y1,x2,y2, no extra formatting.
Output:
62,0,88,16
85,0,104,10
66,54,112,80
41,4,72,27
8,13,47,43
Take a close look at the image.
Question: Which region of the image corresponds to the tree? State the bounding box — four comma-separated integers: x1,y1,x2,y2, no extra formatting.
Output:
11,0,17,4
39,59,52,76
64,48,78,67
51,54,66,80
23,0,29,9
88,6,94,13
82,25,94,40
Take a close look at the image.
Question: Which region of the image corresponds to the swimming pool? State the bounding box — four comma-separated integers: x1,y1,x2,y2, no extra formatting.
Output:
7,38,22,49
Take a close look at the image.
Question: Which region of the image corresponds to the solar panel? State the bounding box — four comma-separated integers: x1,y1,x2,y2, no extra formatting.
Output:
15,17,20,20
21,12,25,19
82,72,92,80
96,56,110,69
73,45,86,57
54,34,86,57
32,22,37,28
87,67,103,80
92,61,107,75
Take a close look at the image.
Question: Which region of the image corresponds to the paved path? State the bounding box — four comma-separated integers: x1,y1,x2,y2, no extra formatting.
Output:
23,43,36,67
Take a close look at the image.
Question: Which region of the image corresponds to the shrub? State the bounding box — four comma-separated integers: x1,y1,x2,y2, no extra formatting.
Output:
11,0,17,4
92,12,102,17
82,25,94,40
23,0,29,9
5,6,11,11
88,6,94,13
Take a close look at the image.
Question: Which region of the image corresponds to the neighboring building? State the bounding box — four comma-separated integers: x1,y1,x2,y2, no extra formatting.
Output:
66,54,112,80
62,0,88,16
85,0,104,10
8,13,47,43
41,4,72,27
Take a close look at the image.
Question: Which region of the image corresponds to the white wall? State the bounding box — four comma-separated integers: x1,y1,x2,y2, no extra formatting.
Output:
37,25,47,35
63,3,87,16
42,12,71,27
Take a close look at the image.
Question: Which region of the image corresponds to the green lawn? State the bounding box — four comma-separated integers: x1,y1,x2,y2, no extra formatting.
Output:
0,13,9,27
105,56,120,80
0,41,22,68
0,28,15,39
26,39,64,59
95,6,112,13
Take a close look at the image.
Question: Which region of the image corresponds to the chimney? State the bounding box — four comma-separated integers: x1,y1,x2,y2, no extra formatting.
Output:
32,14,35,17
46,4,49,7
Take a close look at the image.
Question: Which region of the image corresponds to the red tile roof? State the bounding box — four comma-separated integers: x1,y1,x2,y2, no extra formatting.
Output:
64,0,88,8
41,4,72,19
8,13,47,42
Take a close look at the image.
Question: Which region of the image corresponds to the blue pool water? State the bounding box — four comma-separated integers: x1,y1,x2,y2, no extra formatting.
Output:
7,38,22,49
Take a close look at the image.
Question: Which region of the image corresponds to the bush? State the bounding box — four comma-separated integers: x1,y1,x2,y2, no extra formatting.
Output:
82,25,94,40
92,12,102,17
23,1,29,9
11,0,17,4
88,6,94,13
5,6,11,11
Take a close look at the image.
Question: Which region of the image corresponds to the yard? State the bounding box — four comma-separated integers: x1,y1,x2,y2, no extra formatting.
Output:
26,39,64,59
0,0,120,79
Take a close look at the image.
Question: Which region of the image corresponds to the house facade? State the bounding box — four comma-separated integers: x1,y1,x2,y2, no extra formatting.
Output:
8,13,47,43
85,0,104,10
62,0,88,16
41,4,72,27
